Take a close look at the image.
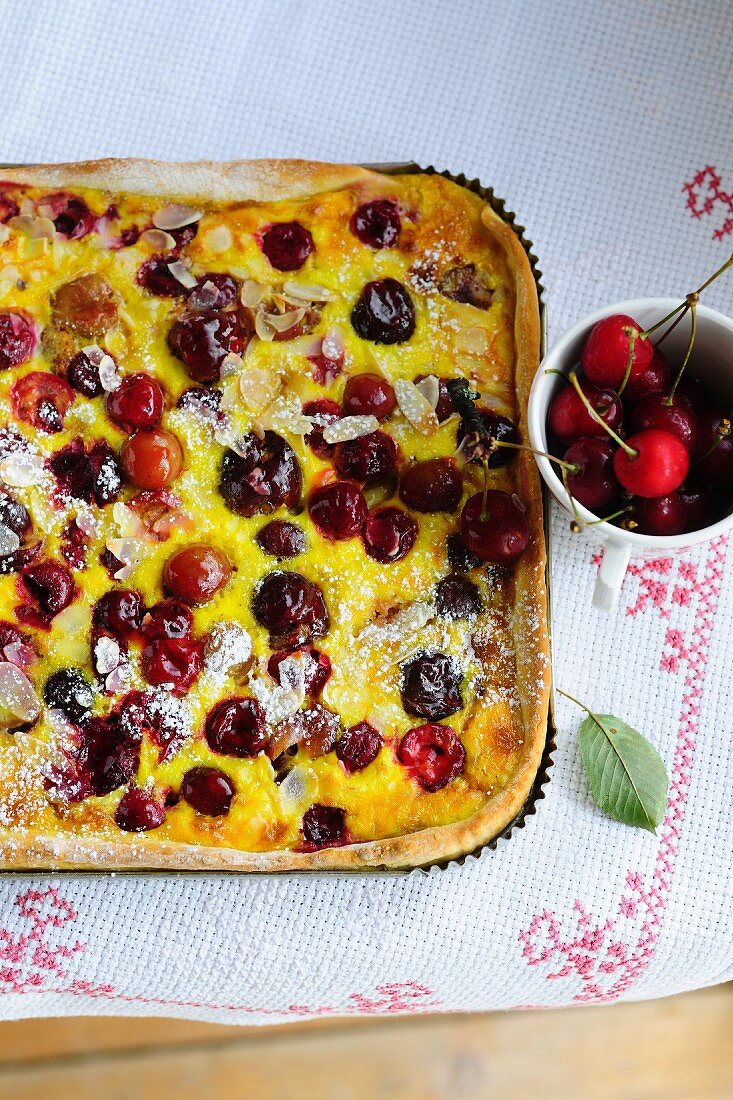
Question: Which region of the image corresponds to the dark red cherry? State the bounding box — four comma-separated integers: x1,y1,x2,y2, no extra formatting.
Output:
401,651,463,721
168,310,245,384
458,408,520,468
181,766,235,815
0,312,35,369
351,278,415,344
309,481,368,540
678,482,714,531
267,646,332,696
342,372,396,420
176,384,222,422
630,393,699,453
260,222,314,271
350,199,401,248
446,533,483,572
547,380,623,444
21,561,75,617
333,431,398,485
115,788,165,832
11,372,75,433
141,598,193,640
694,412,733,484
49,439,92,501
416,374,453,421
0,489,31,539
336,722,383,773
106,373,164,432
137,255,187,297
399,458,463,513
93,589,144,637
302,399,342,459
140,636,202,695
188,272,238,310
219,432,302,517
397,724,466,791
582,314,653,389
563,437,619,511
205,697,268,757
252,570,329,645
613,430,689,497
43,667,94,723
634,493,687,536
67,349,104,397
362,506,417,563
434,574,481,619
0,193,19,223
300,804,347,849
623,347,671,403
673,378,711,417
88,440,123,507
461,491,529,562
40,192,95,239
256,519,307,559
114,689,187,763
121,429,184,490
163,543,232,605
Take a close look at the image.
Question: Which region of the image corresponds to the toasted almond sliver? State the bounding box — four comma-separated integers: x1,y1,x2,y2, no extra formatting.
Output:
204,225,233,253
0,456,45,488
98,355,120,392
140,227,177,251
322,414,379,444
455,326,490,355
266,308,305,333
0,662,40,727
254,310,276,342
0,524,20,556
167,260,198,290
241,280,267,309
0,225,11,244
7,215,56,240
394,378,439,432
281,280,335,303
152,204,203,231
239,368,280,413
414,374,440,409
220,351,244,378
0,265,19,282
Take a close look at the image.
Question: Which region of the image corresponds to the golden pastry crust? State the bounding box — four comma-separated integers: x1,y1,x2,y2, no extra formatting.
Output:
0,159,550,871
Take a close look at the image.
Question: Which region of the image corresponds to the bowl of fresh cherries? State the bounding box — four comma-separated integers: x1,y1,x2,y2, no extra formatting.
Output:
528,257,733,610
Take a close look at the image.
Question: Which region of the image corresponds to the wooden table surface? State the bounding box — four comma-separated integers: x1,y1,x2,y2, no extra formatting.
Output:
0,984,730,1099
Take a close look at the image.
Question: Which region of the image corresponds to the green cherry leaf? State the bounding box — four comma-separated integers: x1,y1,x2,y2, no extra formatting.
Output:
560,691,669,832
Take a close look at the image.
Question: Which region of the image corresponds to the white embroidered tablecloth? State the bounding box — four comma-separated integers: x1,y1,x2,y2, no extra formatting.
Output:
0,0,731,1022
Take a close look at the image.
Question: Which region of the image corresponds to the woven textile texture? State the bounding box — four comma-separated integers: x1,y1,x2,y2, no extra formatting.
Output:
0,0,731,1021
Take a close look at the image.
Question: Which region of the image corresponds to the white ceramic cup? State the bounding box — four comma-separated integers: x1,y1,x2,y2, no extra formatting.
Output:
528,298,733,612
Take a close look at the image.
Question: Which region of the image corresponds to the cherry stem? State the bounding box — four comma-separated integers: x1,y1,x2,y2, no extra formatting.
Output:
617,327,639,396
666,295,697,404
492,438,580,473
694,417,731,465
480,460,490,521
653,300,689,350
568,372,637,458
583,504,634,527
561,465,583,532
641,251,733,342
641,303,687,340
557,688,605,728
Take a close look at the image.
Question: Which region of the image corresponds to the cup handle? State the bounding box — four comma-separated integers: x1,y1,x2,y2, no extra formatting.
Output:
592,541,631,612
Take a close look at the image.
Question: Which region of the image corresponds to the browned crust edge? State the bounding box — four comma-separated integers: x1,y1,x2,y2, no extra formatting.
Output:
0,160,550,872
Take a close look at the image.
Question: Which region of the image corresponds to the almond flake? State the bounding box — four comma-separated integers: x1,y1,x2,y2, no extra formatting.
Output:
105,665,130,694
204,622,253,682
0,454,45,488
239,368,280,413
106,538,144,579
281,281,336,304
203,225,233,253
0,524,20,556
152,204,203,231
0,662,40,728
266,307,305,333
188,280,221,313
251,655,308,724
112,502,145,538
455,326,489,355
94,636,122,676
0,265,20,283
167,260,198,290
241,280,267,309
0,225,10,244
278,765,317,813
98,354,120,392
414,374,440,409
321,328,345,361
7,215,56,240
258,393,313,436
323,414,379,444
254,309,276,341
140,228,177,251
394,378,439,432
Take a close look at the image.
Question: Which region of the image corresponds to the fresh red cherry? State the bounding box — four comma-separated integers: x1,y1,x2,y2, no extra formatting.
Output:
137,256,188,297
399,458,463,513
336,722,383,773
334,431,398,484
581,314,653,388
303,399,342,459
674,378,711,417
93,589,144,637
613,429,689,497
434,574,482,619
115,788,165,832
460,491,529,562
106,373,164,432
252,571,329,645
141,635,202,695
0,312,35,369
121,428,184,489
256,519,307,559
309,481,368,540
694,412,733,484
350,199,401,248
205,697,268,757
260,221,314,271
630,393,699,453
342,372,396,420
141,598,193,640
678,482,714,531
219,432,302,517
21,561,75,617
362,506,417,563
351,278,416,344
163,543,232,605
67,349,105,397
11,372,75,433
563,438,619,511
547,379,623,443
634,493,687,535
401,651,463,720
415,374,453,421
458,409,519,468
267,646,332,696
300,804,347,849
181,766,235,815
623,348,671,403
397,724,466,791
168,310,245,384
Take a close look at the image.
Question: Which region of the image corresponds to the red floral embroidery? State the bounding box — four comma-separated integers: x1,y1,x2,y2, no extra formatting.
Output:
683,166,733,240
0,888,85,993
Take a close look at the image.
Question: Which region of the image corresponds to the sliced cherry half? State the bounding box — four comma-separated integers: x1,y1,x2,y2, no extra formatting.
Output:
397,724,466,792
401,651,463,721
11,372,75,433
309,481,368,540
43,667,94,724
219,432,302,517
351,278,415,344
20,561,75,618
434,574,482,620
67,349,104,397
252,570,329,645
302,399,342,460
137,255,188,297
336,721,383,773
438,264,494,309
141,598,193,640
260,221,314,271
267,646,332,696
205,696,268,757
40,192,96,239
93,589,144,637
106,372,164,433
362,506,417,563
342,372,396,420
0,489,31,540
350,199,401,248
399,458,463,513
181,766,235,815
0,312,35,369
460,491,529,562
